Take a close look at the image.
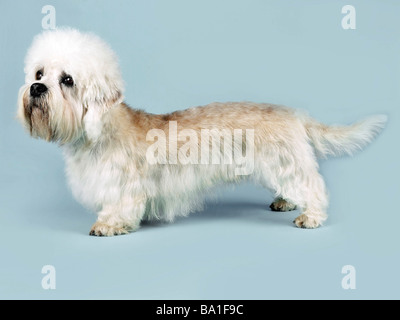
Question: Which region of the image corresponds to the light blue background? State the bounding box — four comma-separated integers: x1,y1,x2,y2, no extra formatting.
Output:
0,0,398,299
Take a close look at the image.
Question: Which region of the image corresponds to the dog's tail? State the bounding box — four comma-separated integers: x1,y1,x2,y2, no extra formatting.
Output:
305,114,387,158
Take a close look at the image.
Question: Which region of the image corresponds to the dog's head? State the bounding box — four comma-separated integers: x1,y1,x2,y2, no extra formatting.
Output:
17,28,124,143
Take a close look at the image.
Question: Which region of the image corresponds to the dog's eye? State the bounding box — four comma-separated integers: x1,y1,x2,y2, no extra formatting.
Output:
61,75,74,87
35,70,43,80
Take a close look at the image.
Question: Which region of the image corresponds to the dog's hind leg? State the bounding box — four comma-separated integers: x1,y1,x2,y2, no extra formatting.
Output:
269,197,297,212
273,170,328,228
258,143,328,228
291,169,328,229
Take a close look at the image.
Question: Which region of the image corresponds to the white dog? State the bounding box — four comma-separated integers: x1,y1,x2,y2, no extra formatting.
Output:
17,28,387,236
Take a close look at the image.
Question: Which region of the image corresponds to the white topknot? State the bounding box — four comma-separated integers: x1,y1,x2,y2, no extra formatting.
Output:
24,28,124,105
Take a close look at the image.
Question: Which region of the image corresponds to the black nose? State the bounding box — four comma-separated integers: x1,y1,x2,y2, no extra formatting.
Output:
30,83,48,98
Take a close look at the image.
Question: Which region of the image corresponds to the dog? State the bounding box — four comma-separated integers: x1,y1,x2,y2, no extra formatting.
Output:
17,28,387,236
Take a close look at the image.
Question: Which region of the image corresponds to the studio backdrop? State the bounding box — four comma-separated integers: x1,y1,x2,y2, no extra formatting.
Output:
0,0,398,300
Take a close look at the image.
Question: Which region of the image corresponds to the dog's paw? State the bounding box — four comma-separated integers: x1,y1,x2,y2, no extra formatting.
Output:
293,214,321,229
89,222,130,237
270,198,297,212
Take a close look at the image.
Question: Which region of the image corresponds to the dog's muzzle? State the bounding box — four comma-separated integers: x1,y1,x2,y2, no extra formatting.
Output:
30,83,48,98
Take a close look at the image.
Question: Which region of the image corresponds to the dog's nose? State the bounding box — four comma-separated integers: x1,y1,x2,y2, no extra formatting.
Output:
30,83,48,98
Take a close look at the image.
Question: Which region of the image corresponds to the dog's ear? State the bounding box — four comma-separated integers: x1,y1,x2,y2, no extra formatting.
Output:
81,72,125,141
82,73,124,114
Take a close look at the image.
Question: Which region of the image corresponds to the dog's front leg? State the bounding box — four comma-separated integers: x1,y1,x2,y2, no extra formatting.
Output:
89,194,146,236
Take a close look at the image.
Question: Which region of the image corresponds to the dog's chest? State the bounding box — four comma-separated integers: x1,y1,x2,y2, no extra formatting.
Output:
63,146,127,210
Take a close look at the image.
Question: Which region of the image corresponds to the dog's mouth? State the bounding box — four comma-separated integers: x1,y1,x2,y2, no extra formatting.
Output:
24,95,53,141
19,86,84,145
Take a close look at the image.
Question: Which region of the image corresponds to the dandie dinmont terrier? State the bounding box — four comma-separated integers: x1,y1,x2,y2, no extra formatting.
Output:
17,28,387,236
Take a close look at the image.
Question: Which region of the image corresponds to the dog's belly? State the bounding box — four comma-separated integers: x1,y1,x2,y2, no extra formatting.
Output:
143,163,248,221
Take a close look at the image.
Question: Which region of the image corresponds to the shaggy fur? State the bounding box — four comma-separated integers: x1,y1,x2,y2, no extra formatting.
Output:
17,28,387,236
